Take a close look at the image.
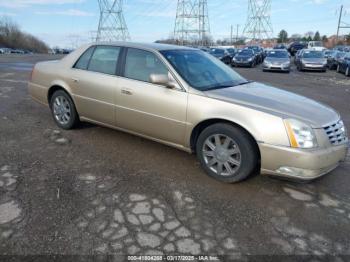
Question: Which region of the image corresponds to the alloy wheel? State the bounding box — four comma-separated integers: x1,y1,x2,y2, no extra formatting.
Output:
202,134,241,177
53,96,71,125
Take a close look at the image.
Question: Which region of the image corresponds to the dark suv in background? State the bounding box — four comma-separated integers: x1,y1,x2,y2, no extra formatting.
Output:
287,42,307,56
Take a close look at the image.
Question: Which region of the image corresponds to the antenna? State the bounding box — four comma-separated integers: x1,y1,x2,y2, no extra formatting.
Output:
174,0,210,46
96,0,130,42
242,0,273,41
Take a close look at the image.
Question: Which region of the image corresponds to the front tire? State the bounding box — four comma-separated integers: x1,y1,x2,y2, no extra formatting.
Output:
50,90,79,130
346,67,350,77
196,123,258,183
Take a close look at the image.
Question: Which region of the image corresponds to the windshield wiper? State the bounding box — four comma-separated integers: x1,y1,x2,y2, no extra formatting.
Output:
235,80,253,86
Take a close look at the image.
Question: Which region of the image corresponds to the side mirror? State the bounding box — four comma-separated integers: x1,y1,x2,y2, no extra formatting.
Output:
150,74,178,89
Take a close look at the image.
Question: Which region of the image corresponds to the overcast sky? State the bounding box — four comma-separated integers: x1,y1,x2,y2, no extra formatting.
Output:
0,0,349,48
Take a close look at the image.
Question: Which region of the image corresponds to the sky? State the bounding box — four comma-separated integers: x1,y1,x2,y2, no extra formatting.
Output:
0,0,349,48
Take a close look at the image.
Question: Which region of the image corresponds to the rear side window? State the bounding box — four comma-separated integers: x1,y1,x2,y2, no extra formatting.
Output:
88,46,121,75
74,47,94,70
124,48,168,83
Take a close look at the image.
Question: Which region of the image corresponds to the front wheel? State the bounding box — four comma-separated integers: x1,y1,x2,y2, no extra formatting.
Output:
346,67,350,77
337,65,340,73
50,90,79,130
196,123,258,183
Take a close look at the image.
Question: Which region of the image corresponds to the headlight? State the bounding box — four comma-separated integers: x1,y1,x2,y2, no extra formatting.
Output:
282,62,290,67
264,60,271,65
322,60,327,65
284,119,318,149
248,58,253,62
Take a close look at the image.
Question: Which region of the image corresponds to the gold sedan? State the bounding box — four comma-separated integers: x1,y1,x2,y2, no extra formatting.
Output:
29,42,348,183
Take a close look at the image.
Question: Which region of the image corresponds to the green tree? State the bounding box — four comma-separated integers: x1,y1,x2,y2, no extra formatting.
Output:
277,30,288,43
313,31,321,41
322,35,328,42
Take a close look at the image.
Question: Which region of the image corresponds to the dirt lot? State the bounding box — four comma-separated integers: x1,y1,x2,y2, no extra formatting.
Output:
0,54,349,261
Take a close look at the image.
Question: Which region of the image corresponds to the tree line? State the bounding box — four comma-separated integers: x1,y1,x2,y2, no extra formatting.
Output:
0,17,49,53
277,29,350,44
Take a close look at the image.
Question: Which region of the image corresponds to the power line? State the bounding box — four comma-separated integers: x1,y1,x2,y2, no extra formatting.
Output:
96,0,130,42
174,0,210,46
242,0,273,41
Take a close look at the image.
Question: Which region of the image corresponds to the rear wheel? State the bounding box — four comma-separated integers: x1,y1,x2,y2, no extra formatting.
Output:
50,90,79,130
196,123,258,183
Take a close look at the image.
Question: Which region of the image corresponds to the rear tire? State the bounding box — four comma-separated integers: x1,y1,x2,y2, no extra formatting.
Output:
50,90,79,130
196,123,258,183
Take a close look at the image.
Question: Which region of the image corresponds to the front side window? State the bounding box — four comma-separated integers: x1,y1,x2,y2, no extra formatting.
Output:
161,50,247,91
124,48,168,83
74,46,94,70
87,46,121,75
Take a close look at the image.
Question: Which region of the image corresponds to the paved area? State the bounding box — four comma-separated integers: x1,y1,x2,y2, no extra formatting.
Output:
0,54,350,261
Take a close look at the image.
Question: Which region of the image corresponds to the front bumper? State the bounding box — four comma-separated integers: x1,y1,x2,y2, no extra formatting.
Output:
301,64,327,71
263,64,290,72
259,142,349,181
232,60,253,67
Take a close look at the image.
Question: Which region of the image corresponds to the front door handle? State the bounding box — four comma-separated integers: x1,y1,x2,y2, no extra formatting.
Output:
121,89,133,95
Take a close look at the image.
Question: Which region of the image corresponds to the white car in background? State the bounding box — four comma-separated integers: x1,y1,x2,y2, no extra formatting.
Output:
308,41,326,51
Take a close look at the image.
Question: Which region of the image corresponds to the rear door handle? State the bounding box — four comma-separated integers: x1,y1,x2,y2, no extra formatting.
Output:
121,89,133,95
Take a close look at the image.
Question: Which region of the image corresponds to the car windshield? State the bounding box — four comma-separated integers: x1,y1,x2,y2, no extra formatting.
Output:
267,51,289,58
210,49,225,55
227,48,235,54
161,50,248,91
302,51,323,58
239,49,253,56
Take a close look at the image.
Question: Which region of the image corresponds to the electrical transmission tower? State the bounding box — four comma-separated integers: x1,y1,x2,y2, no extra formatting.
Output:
96,0,130,42
242,0,273,41
174,0,210,46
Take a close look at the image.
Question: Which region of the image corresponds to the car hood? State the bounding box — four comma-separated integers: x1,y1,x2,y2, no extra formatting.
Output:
301,58,326,64
265,58,290,64
235,55,252,59
204,82,339,128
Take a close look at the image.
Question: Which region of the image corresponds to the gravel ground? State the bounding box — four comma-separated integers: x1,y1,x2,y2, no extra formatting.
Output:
0,54,349,261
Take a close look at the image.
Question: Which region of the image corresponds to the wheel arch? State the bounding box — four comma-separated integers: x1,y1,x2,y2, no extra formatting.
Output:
47,82,74,105
190,118,261,160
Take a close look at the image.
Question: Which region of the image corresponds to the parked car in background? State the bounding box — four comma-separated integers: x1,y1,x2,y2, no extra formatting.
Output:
336,52,350,76
273,44,287,50
323,50,334,59
287,42,307,56
263,49,291,73
246,46,264,63
307,41,326,51
294,49,304,65
232,49,257,67
0,48,4,54
28,42,348,183
209,48,232,65
327,51,346,70
296,50,327,72
334,45,350,52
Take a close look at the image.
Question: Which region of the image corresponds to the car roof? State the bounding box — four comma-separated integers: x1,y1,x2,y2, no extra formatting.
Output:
95,41,195,51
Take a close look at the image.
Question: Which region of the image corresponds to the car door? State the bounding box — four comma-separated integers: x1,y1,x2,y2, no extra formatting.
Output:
115,47,188,145
69,45,122,126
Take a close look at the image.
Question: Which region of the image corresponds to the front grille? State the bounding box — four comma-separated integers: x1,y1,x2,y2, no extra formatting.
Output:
323,120,347,145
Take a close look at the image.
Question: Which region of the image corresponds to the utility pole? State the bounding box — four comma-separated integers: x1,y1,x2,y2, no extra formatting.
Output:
336,5,343,41
96,0,130,42
236,24,240,43
230,25,233,45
